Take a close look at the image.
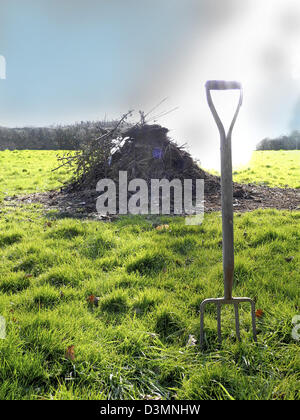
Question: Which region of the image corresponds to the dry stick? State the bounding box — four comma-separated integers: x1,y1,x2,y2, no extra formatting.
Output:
146,106,179,123
144,97,169,119
52,151,90,172
52,111,133,173
93,110,133,142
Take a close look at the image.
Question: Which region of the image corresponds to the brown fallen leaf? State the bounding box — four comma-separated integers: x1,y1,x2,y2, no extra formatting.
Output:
87,294,95,303
255,309,264,318
65,345,75,361
87,295,100,307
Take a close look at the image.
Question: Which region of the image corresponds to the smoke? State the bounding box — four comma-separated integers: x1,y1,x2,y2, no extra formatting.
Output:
153,0,300,169
1,0,300,169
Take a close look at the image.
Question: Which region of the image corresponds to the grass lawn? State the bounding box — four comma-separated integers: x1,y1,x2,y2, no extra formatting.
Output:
233,150,300,189
0,150,299,400
0,150,73,197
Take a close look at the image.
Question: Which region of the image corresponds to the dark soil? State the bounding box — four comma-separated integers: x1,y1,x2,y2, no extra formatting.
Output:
14,180,300,220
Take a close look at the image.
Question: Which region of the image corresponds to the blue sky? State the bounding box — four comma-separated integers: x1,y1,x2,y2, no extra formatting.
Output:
1,0,300,168
0,0,204,125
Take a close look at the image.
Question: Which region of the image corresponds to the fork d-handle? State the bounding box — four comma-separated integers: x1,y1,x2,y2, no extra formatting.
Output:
206,80,243,300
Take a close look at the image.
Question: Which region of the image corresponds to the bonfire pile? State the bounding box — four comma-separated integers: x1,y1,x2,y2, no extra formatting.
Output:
54,113,221,213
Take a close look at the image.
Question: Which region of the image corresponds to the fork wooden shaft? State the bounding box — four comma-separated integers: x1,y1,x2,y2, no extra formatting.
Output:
206,81,243,299
220,130,234,299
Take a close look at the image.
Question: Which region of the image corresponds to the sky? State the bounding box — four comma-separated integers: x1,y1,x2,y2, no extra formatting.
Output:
1,0,300,169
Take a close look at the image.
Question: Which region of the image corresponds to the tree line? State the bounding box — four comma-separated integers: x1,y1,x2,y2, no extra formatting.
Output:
0,120,119,150
256,131,300,150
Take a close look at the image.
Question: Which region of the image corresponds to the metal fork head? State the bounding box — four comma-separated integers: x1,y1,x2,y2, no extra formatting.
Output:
200,297,257,349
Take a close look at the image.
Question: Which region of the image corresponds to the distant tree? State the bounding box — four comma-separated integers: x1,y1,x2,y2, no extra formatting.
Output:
256,131,299,150
0,121,117,151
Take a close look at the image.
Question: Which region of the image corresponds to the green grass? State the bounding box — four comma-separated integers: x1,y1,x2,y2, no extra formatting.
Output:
0,150,299,400
0,150,73,197
232,151,300,188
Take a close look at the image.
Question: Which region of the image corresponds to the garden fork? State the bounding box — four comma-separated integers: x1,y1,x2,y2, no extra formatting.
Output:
200,80,257,348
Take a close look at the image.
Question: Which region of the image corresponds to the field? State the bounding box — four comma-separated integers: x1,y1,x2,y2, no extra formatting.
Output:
0,150,72,197
233,151,300,189
0,150,299,400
